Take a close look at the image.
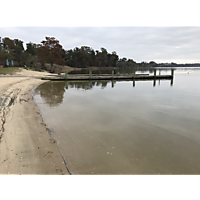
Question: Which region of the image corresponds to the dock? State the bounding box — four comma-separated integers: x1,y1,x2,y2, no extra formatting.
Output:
41,69,174,81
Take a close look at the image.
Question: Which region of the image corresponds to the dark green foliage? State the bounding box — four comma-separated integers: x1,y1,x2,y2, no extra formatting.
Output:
26,42,38,56
0,36,176,70
0,37,13,65
41,65,49,71
1,36,199,71
65,46,119,68
29,67,42,72
13,39,24,51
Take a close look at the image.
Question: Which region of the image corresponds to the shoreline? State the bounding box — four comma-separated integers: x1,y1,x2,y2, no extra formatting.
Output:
0,77,69,174
31,85,72,175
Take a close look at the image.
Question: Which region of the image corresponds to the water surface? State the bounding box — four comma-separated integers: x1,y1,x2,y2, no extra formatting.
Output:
33,68,200,174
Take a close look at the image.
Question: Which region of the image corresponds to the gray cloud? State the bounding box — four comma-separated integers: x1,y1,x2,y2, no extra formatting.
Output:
0,27,200,63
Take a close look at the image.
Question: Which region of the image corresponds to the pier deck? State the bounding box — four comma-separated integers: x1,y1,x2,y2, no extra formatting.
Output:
41,74,173,81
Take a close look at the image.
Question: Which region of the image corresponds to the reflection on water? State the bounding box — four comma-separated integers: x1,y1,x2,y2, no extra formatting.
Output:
35,81,65,107
35,78,173,107
35,80,117,107
33,69,200,174
65,80,114,90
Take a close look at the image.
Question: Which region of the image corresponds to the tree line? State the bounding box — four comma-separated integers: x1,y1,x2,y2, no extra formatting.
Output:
0,36,154,72
1,36,199,72
0,36,121,72
66,47,118,68
0,37,65,72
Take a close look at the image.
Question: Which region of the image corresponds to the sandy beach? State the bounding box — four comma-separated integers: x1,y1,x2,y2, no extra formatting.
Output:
0,69,69,174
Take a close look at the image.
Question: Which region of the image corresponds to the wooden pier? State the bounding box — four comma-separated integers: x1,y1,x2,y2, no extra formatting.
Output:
41,69,174,81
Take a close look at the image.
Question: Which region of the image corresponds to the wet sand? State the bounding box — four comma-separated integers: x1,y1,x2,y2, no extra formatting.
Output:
0,75,69,174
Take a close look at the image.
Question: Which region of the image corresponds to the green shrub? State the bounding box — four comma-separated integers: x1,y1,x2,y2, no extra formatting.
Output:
41,66,49,71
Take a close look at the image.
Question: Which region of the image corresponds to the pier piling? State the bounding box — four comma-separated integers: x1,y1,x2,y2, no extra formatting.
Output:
65,71,68,80
89,71,92,79
65,81,68,89
154,69,156,77
133,70,135,78
171,69,174,76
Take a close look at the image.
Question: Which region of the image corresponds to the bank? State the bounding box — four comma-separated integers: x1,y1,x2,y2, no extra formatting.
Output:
0,75,69,174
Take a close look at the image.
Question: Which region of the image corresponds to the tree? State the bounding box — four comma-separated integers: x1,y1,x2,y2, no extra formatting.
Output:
80,46,89,68
0,37,2,48
13,39,24,51
65,46,120,69
149,61,156,64
0,37,14,66
0,50,14,66
100,47,107,54
100,47,108,67
3,37,15,50
26,42,38,56
37,37,65,72
24,54,38,68
110,51,118,67
88,48,96,66
171,62,177,66
2,37,25,66
13,44,24,66
121,57,127,62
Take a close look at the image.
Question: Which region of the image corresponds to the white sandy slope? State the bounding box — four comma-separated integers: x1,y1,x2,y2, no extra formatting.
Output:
0,70,69,174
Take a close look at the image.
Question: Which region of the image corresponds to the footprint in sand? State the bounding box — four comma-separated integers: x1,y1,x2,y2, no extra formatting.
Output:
44,151,53,159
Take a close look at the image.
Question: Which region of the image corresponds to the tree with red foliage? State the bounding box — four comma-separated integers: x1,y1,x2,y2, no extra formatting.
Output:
38,37,65,72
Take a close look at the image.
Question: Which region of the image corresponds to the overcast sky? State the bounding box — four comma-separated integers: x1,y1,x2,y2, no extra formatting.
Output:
1,27,199,64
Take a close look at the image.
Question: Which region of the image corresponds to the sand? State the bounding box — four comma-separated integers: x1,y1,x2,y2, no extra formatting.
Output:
0,70,69,175
15,68,57,77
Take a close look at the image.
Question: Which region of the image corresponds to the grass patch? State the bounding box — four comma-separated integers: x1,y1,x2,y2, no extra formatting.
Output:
0,67,22,75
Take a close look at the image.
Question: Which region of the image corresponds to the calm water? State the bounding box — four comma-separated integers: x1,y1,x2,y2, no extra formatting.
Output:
33,68,200,174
